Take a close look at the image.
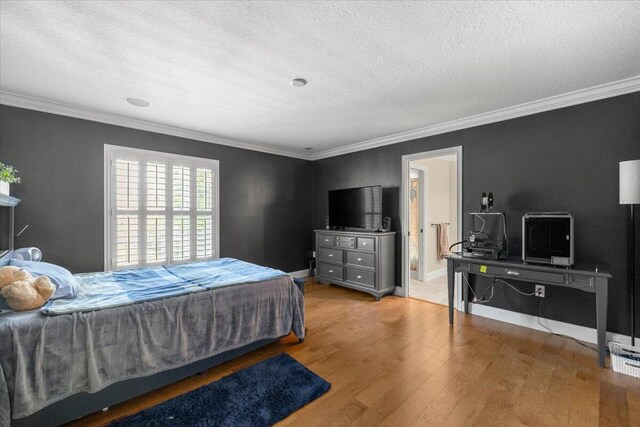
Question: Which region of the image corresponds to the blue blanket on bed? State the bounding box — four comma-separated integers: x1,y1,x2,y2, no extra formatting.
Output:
42,258,288,315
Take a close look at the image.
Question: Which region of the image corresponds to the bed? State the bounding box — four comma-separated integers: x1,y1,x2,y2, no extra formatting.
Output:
0,257,305,427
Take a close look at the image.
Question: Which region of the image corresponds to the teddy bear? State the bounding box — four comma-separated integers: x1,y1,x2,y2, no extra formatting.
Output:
0,265,55,311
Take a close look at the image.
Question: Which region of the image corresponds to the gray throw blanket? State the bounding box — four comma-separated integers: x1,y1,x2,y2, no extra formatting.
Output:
0,276,304,424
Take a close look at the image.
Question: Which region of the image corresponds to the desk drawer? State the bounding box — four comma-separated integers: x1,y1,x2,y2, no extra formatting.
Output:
346,251,375,269
567,274,594,290
318,247,343,263
318,234,334,247
318,263,343,281
477,265,565,284
346,267,375,288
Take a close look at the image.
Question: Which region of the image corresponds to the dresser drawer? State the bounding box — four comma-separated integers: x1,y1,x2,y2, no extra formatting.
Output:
318,263,343,281
336,241,355,249
318,234,335,247
318,247,343,263
336,235,356,243
346,251,375,269
357,237,375,251
346,268,375,288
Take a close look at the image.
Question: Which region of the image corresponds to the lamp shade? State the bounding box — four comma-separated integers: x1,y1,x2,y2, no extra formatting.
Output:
620,159,640,204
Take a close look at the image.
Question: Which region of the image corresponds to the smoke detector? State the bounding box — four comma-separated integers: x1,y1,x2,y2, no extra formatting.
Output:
126,97,151,107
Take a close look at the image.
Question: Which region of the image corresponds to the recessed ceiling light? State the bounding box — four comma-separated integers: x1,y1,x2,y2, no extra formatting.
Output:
126,97,151,107
290,78,307,87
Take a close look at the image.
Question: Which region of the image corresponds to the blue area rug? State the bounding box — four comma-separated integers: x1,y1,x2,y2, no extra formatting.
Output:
111,353,331,426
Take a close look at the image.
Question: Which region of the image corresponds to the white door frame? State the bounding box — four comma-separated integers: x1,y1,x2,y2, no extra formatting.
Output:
400,146,463,312
409,165,429,282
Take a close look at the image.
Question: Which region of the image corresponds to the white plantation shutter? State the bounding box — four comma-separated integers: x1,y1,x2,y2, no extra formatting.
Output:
105,146,218,270
171,164,191,262
114,158,140,266
196,216,213,258
145,160,167,264
172,215,191,261
196,168,214,258
172,165,190,211
146,215,166,263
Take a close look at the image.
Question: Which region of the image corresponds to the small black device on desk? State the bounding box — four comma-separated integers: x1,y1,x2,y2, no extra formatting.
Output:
465,212,508,260
460,192,508,260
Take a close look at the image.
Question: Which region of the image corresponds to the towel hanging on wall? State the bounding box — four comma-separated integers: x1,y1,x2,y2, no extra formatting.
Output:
436,223,450,260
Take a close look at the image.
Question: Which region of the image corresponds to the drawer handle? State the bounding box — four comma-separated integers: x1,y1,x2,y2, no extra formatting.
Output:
506,270,520,276
324,239,329,242
328,254,333,257
357,258,363,262
362,242,368,246
328,270,334,273
357,275,363,279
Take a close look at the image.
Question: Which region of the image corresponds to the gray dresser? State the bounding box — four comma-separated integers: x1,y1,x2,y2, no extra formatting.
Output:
315,230,396,300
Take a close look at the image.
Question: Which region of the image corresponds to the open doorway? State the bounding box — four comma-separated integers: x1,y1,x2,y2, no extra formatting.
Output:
401,147,462,307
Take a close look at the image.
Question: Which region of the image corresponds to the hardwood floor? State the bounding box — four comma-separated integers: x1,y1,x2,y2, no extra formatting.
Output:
69,279,639,426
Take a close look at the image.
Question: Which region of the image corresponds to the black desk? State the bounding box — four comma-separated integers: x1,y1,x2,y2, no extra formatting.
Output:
445,255,611,367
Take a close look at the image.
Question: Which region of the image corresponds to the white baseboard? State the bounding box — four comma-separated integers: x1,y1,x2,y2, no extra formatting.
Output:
468,303,632,346
288,269,309,278
424,268,446,282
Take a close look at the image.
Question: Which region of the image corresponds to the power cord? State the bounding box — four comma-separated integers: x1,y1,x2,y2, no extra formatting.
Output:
463,274,495,304
493,278,537,297
473,213,486,234
478,283,495,303
535,298,597,353
499,212,509,255
462,274,478,300
449,240,467,255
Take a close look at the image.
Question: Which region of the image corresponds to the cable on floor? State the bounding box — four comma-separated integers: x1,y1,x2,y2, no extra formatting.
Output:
536,298,597,353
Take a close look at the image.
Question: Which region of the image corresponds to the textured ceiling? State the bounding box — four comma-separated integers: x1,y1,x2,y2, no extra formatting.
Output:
1,1,639,156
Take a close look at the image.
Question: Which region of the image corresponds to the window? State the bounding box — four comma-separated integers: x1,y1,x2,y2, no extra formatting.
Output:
105,145,219,270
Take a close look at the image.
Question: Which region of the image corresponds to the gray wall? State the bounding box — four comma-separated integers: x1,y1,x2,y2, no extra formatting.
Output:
0,105,312,273
313,92,640,335
1,93,639,336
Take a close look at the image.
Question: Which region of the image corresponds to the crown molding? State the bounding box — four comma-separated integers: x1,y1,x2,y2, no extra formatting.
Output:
309,75,640,160
2,75,639,162
0,91,313,161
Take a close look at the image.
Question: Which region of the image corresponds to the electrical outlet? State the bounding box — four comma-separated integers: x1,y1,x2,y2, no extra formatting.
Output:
535,285,545,298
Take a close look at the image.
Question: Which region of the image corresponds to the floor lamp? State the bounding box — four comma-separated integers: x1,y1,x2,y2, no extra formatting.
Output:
620,159,640,346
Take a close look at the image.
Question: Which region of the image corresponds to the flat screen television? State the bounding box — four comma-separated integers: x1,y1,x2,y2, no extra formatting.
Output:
329,185,382,230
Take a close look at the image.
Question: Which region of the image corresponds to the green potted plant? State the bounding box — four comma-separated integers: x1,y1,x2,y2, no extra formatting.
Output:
0,162,21,196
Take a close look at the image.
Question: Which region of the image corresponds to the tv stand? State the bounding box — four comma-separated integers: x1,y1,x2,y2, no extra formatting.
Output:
315,230,396,300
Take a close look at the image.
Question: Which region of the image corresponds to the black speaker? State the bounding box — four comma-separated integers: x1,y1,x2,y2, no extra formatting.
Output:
382,216,391,231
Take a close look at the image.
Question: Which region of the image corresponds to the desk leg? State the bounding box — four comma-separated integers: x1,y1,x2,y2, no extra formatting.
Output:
595,278,608,368
447,259,455,325
463,273,469,314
